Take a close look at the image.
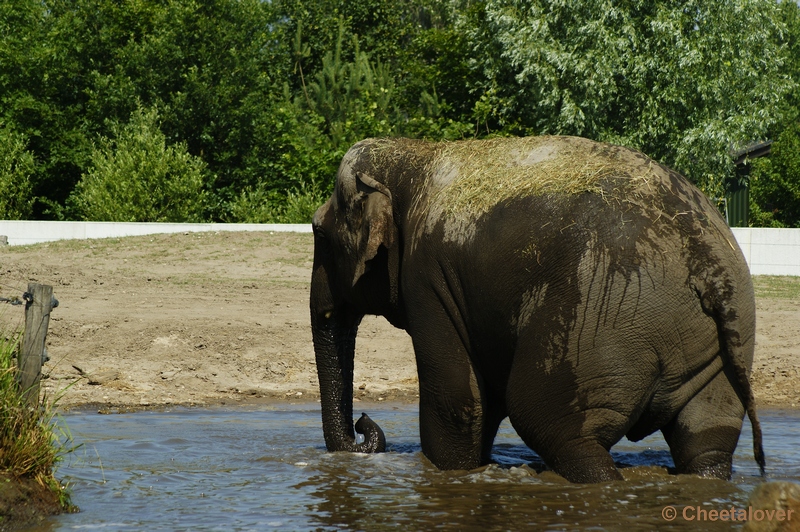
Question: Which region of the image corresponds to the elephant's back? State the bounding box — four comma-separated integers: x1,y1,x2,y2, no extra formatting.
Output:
405,134,752,321
423,136,656,215
455,156,752,336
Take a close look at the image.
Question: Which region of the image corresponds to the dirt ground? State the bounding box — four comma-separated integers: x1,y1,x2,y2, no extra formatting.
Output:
0,472,71,531
0,230,797,412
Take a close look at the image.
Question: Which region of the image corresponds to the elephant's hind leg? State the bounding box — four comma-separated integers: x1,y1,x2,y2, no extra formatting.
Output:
661,365,746,479
508,387,629,482
539,413,625,483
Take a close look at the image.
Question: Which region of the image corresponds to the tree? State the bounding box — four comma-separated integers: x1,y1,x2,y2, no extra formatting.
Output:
746,1,800,228
274,0,473,140
70,107,207,222
749,122,800,227
0,124,35,219
1,0,292,219
778,0,800,124
0,0,85,217
458,0,793,198
225,25,402,223
4,0,794,222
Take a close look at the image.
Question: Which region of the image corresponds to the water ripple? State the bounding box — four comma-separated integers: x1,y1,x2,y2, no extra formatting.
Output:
35,405,800,531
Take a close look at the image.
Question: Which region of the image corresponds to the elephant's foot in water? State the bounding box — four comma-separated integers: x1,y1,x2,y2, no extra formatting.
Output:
676,450,733,479
547,440,625,483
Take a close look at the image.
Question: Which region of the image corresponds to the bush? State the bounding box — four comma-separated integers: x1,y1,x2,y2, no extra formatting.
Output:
0,125,35,219
70,107,208,222
749,122,800,228
0,328,72,512
227,184,326,224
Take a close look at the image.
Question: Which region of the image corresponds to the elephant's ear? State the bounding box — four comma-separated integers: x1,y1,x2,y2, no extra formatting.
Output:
352,172,395,287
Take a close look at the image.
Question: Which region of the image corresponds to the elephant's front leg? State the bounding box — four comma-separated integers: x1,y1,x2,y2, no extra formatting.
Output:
410,308,498,470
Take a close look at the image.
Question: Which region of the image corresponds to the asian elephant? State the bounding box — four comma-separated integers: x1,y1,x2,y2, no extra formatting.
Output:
310,135,765,483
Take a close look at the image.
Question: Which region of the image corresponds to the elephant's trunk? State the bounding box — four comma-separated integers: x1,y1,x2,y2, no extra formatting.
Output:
311,270,385,453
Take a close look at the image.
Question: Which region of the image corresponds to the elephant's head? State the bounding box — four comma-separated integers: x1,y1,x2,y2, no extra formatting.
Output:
310,140,402,453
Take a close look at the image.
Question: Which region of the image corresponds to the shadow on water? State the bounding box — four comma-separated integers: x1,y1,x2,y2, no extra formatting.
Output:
34,405,800,531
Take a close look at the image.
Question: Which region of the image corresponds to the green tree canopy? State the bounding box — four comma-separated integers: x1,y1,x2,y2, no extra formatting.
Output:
749,121,800,227
71,107,207,222
778,0,800,125
1,0,798,224
458,0,794,198
0,125,35,219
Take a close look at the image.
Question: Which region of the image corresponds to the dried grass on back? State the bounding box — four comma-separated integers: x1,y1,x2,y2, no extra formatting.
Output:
430,137,622,215
368,136,653,216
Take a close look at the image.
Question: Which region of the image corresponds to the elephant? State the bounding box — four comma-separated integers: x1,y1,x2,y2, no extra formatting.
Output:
310,135,765,483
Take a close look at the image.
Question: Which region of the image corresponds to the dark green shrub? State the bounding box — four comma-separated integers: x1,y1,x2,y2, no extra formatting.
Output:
0,125,35,219
70,108,208,222
750,122,800,228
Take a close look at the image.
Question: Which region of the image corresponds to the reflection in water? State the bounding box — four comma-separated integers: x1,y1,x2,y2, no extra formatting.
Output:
38,405,800,531
298,455,746,530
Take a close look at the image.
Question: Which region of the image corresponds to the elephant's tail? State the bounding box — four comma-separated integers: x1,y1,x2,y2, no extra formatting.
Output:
699,271,765,476
723,328,766,476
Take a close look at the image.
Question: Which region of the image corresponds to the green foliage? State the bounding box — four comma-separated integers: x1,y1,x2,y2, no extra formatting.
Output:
305,25,396,144
227,185,327,224
275,0,439,85
222,94,338,223
778,0,800,124
71,107,208,222
0,125,35,219
749,122,800,227
0,327,73,511
226,20,433,224
458,0,793,198
0,0,84,216
1,0,798,221
1,0,292,219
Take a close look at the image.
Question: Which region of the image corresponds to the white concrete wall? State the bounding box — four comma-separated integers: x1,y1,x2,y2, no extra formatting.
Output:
1,221,798,276
0,221,311,247
730,227,800,277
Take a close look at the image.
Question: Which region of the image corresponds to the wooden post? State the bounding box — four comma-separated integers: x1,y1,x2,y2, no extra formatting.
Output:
18,283,55,408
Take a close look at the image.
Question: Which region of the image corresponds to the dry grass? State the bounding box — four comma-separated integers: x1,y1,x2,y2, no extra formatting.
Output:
368,136,655,216
431,137,636,214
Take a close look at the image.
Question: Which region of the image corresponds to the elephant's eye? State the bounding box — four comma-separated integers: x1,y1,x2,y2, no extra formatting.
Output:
312,226,326,240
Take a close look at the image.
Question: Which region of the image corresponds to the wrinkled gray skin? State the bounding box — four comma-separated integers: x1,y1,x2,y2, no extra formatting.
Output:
310,136,765,483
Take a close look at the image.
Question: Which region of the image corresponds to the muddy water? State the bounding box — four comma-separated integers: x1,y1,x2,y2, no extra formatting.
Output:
38,405,800,531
